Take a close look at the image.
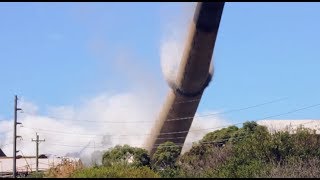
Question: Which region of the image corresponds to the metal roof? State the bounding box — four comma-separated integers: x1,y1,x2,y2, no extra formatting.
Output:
0,149,6,157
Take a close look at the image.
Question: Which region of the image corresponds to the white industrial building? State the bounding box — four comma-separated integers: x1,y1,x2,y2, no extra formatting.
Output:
0,152,80,177
257,119,320,133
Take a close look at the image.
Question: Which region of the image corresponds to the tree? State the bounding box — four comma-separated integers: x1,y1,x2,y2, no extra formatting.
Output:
102,145,150,167
177,122,271,178
152,141,181,170
177,142,233,177
242,121,258,133
151,141,182,177
201,125,239,145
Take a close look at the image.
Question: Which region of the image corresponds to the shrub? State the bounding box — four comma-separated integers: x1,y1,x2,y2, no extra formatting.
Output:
26,172,45,178
45,158,84,178
71,164,160,178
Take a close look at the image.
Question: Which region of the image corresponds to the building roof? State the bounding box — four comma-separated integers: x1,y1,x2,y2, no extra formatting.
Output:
0,149,6,157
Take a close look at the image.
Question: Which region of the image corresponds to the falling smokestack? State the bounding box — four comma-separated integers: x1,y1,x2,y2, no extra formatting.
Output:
145,2,225,155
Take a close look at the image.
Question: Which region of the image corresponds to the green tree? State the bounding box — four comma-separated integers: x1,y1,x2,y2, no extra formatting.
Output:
177,142,233,177
152,141,182,177
152,141,181,169
102,144,150,167
178,121,274,178
214,124,273,178
201,125,240,145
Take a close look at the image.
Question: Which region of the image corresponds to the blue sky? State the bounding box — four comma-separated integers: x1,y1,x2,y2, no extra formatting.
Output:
0,2,320,124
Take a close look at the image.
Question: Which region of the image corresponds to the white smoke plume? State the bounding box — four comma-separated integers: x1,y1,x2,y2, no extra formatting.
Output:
0,94,158,166
0,94,229,166
159,2,195,86
182,111,230,153
160,37,183,86
160,2,214,88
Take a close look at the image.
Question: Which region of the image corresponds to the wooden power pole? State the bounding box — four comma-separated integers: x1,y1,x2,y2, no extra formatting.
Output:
32,133,45,173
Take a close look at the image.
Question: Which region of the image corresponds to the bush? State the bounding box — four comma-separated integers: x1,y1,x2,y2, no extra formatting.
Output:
71,164,160,178
152,141,181,170
46,158,84,178
176,122,320,178
26,172,45,178
177,143,233,177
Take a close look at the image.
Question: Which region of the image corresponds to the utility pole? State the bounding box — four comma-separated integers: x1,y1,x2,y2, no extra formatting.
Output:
32,133,45,173
13,95,22,178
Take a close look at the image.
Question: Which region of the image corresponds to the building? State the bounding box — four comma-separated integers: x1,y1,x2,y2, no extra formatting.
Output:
0,149,6,157
0,152,80,177
257,119,320,133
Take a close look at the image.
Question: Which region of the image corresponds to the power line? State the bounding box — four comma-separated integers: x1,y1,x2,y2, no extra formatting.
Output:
18,97,289,137
253,103,320,120
21,127,102,137
17,138,97,148
157,103,320,136
13,120,318,159
21,97,287,124
166,97,288,122
151,120,319,148
11,122,320,161
44,143,102,149
18,150,32,173
21,102,320,139
28,120,318,151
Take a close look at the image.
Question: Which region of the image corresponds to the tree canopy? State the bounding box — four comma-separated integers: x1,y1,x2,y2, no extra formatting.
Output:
102,144,150,167
48,121,320,178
